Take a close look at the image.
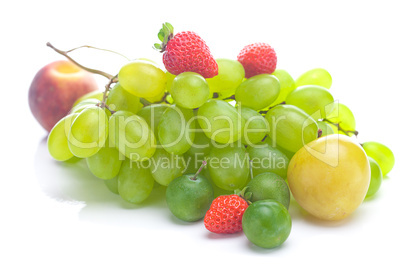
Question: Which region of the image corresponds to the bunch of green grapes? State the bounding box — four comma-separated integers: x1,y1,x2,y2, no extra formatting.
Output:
47,60,165,204
47,58,394,207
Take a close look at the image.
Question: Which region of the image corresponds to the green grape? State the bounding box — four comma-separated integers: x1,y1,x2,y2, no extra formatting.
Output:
137,104,169,136
165,71,176,92
65,156,82,164
70,98,100,114
73,98,101,107
72,91,103,107
70,99,111,118
104,177,119,194
109,111,156,161
186,118,211,156
206,58,245,94
366,157,383,198
165,94,174,104
197,99,244,144
286,85,335,120
263,136,295,160
86,143,123,180
158,105,195,155
235,74,280,110
245,172,290,209
149,148,185,186
242,200,292,249
170,72,210,109
118,159,154,204
265,104,318,153
362,141,395,176
144,89,166,103
68,106,108,158
118,60,166,98
207,143,249,191
295,68,332,89
47,113,78,161
106,83,142,114
270,69,296,107
247,142,289,178
326,103,356,135
202,164,234,198
317,121,334,137
240,106,268,145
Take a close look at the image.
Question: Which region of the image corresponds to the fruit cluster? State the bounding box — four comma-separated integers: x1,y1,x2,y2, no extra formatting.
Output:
41,23,395,249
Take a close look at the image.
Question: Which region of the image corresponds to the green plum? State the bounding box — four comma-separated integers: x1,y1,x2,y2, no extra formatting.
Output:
208,143,249,191
166,162,214,222
245,172,290,209
242,200,292,249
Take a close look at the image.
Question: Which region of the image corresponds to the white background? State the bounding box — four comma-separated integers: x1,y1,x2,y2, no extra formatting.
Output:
1,0,401,267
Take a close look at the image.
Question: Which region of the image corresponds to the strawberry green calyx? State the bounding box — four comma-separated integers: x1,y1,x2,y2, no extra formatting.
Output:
153,22,174,52
235,187,252,205
240,157,254,202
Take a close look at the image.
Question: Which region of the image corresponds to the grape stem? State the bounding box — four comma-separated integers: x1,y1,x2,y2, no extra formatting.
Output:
140,98,152,106
46,42,116,81
222,94,235,100
191,161,207,180
47,42,120,113
65,45,131,61
317,129,323,138
139,91,170,107
104,104,116,114
322,118,359,136
96,102,116,114
258,102,286,115
99,75,118,113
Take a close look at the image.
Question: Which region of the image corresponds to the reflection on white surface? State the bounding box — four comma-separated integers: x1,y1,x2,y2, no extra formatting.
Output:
34,138,172,229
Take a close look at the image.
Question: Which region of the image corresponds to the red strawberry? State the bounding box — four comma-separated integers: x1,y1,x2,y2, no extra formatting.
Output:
204,194,249,234
154,22,218,78
237,42,277,78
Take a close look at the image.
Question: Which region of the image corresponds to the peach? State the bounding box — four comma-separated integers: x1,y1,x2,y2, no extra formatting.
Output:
28,60,98,132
